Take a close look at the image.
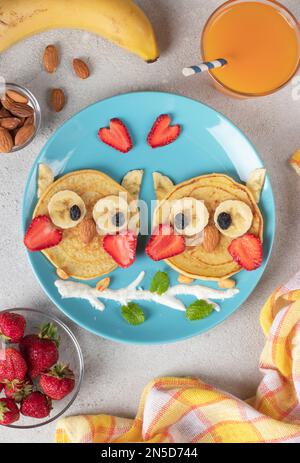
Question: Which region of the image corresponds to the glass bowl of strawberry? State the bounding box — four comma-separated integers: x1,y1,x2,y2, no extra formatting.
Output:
0,308,84,429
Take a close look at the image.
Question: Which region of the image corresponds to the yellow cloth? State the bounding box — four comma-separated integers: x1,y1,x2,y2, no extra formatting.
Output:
56,271,300,443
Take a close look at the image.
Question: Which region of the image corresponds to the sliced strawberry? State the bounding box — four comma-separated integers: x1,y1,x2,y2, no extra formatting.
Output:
147,114,181,149
98,118,133,153
146,224,185,261
103,231,137,268
228,233,263,271
24,215,63,252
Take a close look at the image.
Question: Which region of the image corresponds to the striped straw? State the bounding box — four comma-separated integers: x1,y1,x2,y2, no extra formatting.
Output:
182,58,228,77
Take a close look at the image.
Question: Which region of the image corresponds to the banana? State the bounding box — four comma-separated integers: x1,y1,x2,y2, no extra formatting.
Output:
37,164,54,198
121,170,144,200
214,200,253,238
93,195,129,234
48,190,86,229
0,0,159,62
153,172,174,201
171,197,209,237
246,168,266,203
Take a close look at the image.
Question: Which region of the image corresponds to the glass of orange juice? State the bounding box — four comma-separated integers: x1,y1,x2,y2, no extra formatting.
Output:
201,0,300,97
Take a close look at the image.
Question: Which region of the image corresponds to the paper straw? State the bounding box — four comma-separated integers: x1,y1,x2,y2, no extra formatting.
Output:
182,59,228,77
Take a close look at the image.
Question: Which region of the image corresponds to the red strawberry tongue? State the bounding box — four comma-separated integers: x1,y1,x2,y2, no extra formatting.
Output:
103,231,137,268
146,225,186,261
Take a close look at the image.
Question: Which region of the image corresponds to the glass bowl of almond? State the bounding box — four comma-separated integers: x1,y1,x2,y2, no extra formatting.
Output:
0,83,41,153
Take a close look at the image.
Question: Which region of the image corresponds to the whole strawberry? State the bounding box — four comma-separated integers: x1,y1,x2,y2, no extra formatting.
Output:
21,391,51,419
0,398,20,425
19,323,59,378
0,311,26,343
40,364,75,400
0,347,27,383
0,383,3,393
4,378,33,403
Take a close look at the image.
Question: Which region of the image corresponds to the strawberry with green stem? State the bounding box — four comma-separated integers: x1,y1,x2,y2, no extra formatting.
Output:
0,311,26,343
0,347,27,383
20,322,59,378
40,363,75,400
0,398,20,425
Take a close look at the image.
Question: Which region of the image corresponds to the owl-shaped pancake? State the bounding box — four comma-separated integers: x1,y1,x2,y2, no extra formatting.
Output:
26,168,143,280
147,171,265,281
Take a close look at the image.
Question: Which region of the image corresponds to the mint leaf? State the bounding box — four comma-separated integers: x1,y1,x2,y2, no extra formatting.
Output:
121,303,145,326
186,300,214,321
150,271,170,295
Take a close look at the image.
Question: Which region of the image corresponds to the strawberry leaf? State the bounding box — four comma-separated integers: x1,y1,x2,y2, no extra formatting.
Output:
121,303,145,326
150,271,170,295
186,300,214,321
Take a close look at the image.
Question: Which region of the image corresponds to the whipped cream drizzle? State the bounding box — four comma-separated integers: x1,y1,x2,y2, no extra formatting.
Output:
55,271,239,313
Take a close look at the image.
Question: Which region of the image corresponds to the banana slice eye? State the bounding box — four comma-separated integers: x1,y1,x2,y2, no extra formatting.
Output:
93,195,129,234
171,197,209,236
214,200,253,238
48,190,86,229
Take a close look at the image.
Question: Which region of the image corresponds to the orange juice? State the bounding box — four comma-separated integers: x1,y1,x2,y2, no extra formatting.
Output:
202,0,300,96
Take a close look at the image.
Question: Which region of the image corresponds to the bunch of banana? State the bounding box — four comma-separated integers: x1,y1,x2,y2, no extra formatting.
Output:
0,0,159,62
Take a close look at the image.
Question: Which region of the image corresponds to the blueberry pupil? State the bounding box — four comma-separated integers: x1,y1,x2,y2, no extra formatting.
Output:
175,213,188,230
217,212,232,230
70,205,81,221
112,212,125,227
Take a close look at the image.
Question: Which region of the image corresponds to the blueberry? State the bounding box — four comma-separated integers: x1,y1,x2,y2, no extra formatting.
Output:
217,212,232,230
174,213,189,230
70,205,81,221
112,212,125,228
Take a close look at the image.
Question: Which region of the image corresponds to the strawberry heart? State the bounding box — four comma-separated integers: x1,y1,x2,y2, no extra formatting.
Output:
147,114,181,149
98,118,133,153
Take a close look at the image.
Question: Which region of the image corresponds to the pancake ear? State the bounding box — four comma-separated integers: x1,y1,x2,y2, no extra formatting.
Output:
121,170,144,200
246,168,266,203
153,172,174,200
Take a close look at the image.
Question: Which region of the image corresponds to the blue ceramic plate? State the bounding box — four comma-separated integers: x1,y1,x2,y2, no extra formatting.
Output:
22,92,275,344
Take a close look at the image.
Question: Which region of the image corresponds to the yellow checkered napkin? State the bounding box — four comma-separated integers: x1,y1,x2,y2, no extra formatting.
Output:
56,271,300,443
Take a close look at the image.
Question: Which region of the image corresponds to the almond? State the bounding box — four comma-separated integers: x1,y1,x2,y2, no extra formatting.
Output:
218,279,236,289
23,115,35,127
1,96,34,118
0,127,13,153
202,225,220,253
51,88,65,112
78,218,96,245
0,107,11,118
14,124,35,146
56,268,70,280
73,58,90,79
0,117,21,130
43,45,59,73
177,274,194,284
96,277,110,291
6,89,28,104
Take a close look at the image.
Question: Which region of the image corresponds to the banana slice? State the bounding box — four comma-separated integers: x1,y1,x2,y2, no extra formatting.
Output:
171,197,209,237
246,168,266,203
214,200,253,238
121,170,144,200
48,190,86,229
37,164,54,198
93,195,129,234
153,172,174,200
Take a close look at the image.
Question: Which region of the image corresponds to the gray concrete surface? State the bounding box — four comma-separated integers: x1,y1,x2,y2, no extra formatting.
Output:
0,0,300,443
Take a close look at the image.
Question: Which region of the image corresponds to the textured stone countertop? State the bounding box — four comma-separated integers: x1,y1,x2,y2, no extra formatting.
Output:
0,0,300,443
